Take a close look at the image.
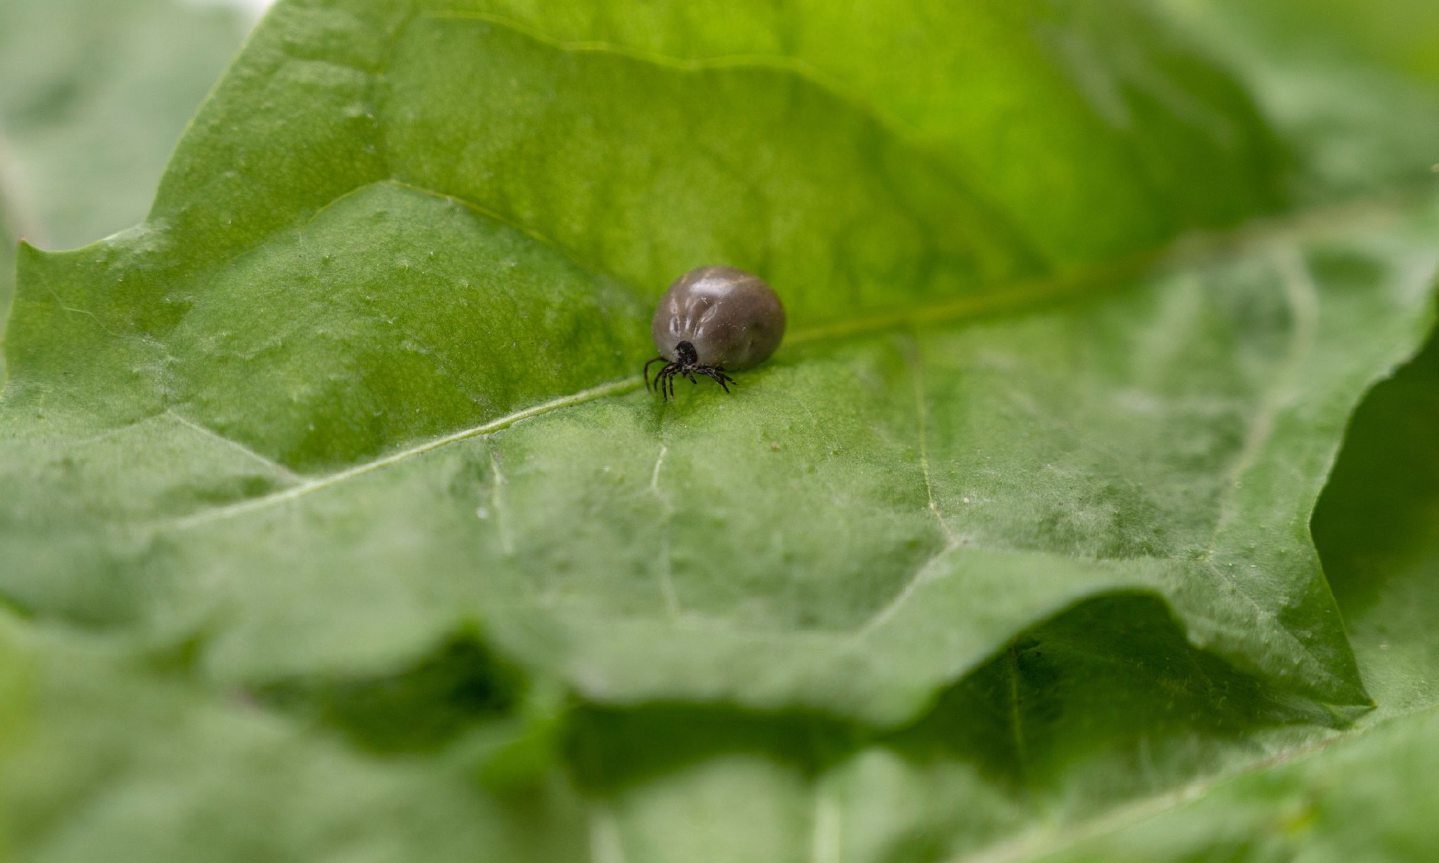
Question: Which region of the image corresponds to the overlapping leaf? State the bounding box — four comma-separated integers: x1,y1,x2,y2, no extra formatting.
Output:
0,0,251,380
1022,337,1439,863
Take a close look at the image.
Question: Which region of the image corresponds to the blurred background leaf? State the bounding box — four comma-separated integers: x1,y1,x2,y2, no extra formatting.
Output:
0,0,256,375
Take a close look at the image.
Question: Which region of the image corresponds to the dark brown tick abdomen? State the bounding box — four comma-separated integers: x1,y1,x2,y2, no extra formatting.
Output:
651,266,786,371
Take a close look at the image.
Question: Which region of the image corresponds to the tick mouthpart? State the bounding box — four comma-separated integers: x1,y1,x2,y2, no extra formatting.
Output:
674,340,699,366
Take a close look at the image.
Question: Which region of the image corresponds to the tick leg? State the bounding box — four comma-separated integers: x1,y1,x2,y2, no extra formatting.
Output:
700,368,731,393
644,356,667,391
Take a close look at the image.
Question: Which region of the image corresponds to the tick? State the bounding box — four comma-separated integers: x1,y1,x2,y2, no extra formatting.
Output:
644,266,786,400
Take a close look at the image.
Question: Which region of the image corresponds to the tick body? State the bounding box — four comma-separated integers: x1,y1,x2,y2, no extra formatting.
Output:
645,266,786,400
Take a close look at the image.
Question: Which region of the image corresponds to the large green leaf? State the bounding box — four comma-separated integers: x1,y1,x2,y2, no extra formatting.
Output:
7,337,1439,863
3,0,1434,722
3,0,1439,860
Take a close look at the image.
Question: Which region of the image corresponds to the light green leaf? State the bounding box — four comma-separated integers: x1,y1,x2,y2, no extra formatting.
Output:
0,0,252,249
1153,0,1439,198
0,0,252,379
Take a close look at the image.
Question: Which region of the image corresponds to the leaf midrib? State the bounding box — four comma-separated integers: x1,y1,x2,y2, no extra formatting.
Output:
151,179,1422,532
127,177,1425,718
154,194,1131,532
62,0,1431,533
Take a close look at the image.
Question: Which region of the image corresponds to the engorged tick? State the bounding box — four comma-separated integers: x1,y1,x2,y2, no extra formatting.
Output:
644,266,786,401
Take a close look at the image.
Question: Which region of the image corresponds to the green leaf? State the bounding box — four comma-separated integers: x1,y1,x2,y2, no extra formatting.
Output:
0,204,14,376
3,0,1439,860
11,338,1439,862
3,0,1434,725
1153,0,1439,198
0,617,592,863
0,0,252,378
550,335,1439,863
1031,707,1439,862
0,0,251,248
1007,336,1439,862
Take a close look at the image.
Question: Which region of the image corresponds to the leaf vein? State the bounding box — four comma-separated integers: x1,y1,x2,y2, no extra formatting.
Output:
161,376,640,530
